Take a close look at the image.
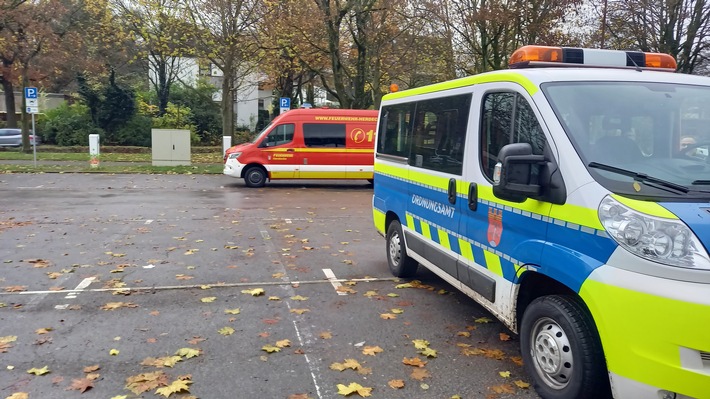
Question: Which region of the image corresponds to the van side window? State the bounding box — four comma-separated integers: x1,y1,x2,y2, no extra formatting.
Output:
303,123,346,147
410,94,471,175
378,104,413,158
261,124,295,147
481,92,546,179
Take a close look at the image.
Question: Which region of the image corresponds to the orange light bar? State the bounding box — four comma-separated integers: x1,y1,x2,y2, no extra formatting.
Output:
389,83,399,93
509,45,563,65
644,53,677,70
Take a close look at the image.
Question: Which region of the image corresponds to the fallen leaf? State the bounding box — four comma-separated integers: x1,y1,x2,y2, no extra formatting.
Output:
287,394,311,399
499,332,511,341
362,346,383,356
290,308,310,315
380,313,397,320
514,380,531,389
319,331,332,339
224,308,241,315
175,348,202,359
125,371,169,395
100,302,138,310
412,339,429,349
410,367,430,381
419,347,437,358
155,378,192,397
391,308,404,314
67,378,93,393
262,345,280,353
490,384,515,394
109,349,119,356
242,288,265,296
290,295,309,301
83,365,100,373
1,336,18,344
35,327,53,335
27,366,50,375
420,383,429,390
336,382,372,397
388,379,404,389
142,356,182,368
200,297,216,303
386,293,399,297
457,331,471,337
402,357,427,367
6,393,29,399
475,316,492,323
4,286,27,292
499,371,511,378
363,291,378,297
268,296,281,301
510,356,524,366
218,327,235,336
275,339,291,348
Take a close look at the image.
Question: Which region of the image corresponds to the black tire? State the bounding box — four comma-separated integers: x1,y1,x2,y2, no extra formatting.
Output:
385,220,418,277
520,295,611,399
244,166,267,188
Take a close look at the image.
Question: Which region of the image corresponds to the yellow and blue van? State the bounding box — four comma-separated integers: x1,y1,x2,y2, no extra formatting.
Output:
373,45,710,399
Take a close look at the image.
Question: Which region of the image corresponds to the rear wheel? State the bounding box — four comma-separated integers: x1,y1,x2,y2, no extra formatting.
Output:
520,295,611,399
385,220,418,277
244,166,267,188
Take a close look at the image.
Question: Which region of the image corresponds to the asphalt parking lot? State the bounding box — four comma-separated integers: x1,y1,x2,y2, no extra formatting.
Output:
0,174,538,399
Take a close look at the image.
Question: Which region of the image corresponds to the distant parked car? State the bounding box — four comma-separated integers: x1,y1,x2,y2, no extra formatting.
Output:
0,128,41,147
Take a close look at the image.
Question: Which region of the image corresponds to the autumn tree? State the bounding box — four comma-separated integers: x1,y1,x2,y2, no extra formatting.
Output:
185,0,265,138
593,0,710,74
431,0,579,75
113,0,195,116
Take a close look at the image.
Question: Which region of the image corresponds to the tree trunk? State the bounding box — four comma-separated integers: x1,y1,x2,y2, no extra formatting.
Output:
20,72,30,153
1,63,18,128
222,72,234,140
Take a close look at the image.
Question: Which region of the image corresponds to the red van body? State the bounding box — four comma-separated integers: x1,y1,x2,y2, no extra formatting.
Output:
223,108,378,187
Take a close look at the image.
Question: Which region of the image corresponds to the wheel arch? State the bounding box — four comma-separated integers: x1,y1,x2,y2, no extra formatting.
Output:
515,270,587,332
240,163,269,179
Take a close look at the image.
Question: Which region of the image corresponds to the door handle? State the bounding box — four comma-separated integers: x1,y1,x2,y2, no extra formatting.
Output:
448,178,456,204
468,183,478,211
286,148,295,152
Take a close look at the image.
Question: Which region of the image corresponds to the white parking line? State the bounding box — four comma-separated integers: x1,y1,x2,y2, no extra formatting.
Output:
56,277,95,308
323,269,347,296
144,219,153,225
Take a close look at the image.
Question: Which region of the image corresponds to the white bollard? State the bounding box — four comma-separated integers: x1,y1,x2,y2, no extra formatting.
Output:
222,136,232,157
89,134,100,168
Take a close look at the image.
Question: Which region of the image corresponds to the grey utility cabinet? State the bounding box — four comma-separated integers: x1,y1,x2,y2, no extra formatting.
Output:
151,129,191,166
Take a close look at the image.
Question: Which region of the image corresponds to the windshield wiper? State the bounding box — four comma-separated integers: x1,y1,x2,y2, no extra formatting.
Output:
588,162,689,194
692,180,710,185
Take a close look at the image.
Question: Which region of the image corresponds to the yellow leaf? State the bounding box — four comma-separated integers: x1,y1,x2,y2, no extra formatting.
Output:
6,393,29,399
363,291,378,297
268,296,281,301
110,396,127,399
402,357,427,367
0,336,18,344
395,283,413,289
499,371,511,378
514,380,531,389
330,362,346,371
200,285,211,290
419,347,437,358
175,348,200,358
27,366,49,375
412,339,429,349
362,346,383,356
336,382,372,397
109,349,119,356
290,295,309,301
262,345,280,353
275,339,291,348
391,308,404,314
380,313,397,319
320,331,332,339
457,331,471,337
224,308,241,314
342,359,361,370
475,317,492,323
200,297,216,303
386,293,399,297
242,288,265,296
272,272,285,278
290,308,310,315
218,327,235,336
155,379,191,397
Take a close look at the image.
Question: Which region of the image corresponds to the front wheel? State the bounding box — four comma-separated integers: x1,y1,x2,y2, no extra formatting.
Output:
385,220,418,277
520,295,611,399
244,166,267,188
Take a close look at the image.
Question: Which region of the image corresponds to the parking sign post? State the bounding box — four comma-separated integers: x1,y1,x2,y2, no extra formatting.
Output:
279,97,290,114
24,87,38,167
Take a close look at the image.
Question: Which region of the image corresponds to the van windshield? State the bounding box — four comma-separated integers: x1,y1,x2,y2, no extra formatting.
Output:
251,122,274,143
543,81,710,198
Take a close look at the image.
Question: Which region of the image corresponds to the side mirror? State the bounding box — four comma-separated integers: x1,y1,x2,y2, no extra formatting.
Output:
492,143,545,202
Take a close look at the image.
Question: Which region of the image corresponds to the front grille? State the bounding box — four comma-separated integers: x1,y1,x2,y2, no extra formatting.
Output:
701,351,710,367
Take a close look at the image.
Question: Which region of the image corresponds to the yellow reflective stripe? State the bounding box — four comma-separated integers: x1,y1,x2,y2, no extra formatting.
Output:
515,266,526,278
405,214,415,230
580,279,710,398
298,171,348,179
484,250,503,276
374,162,408,179
349,171,374,179
420,221,432,239
264,148,372,153
612,194,678,219
373,209,385,234
270,171,293,178
409,169,450,190
458,238,474,262
549,203,603,230
438,229,451,250
383,72,538,101
477,185,552,215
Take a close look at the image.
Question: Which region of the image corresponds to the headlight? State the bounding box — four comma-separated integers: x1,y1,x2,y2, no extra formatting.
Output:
227,152,242,160
599,196,710,269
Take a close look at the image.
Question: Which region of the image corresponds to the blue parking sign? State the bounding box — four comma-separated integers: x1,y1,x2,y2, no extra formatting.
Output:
280,97,291,108
24,87,38,99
